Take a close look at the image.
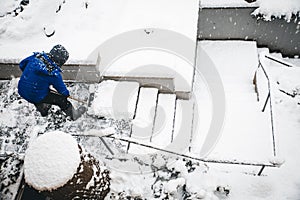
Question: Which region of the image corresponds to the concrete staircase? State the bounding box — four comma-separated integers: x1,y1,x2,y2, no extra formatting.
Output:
90,40,276,166
126,86,195,155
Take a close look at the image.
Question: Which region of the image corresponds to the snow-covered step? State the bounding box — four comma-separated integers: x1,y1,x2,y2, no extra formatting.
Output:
168,99,194,154
151,94,176,149
88,80,139,120
128,87,159,154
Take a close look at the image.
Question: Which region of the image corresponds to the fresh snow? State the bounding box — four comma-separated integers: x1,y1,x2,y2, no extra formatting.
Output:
24,131,80,191
0,0,199,60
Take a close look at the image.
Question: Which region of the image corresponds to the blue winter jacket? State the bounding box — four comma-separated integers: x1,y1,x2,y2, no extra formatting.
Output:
18,52,70,104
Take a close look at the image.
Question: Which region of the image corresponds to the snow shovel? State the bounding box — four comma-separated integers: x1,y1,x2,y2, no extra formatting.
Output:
50,89,87,104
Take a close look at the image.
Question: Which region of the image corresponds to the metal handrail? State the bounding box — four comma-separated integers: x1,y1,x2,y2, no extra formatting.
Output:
105,135,279,168
265,55,295,68
72,133,281,177
256,60,277,157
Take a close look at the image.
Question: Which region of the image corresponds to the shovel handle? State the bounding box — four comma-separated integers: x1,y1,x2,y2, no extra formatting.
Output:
68,95,87,104
50,89,87,104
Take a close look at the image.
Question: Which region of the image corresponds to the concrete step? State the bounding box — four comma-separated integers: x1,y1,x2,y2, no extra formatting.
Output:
128,90,195,155
87,80,140,120
151,93,176,149
128,87,158,154
168,99,194,154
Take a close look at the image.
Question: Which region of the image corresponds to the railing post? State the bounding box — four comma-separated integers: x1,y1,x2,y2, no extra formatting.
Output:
257,165,266,176
262,92,270,112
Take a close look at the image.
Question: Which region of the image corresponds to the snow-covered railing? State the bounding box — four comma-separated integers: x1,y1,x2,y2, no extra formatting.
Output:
254,58,277,157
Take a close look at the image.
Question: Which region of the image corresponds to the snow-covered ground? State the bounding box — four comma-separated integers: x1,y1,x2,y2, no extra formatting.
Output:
1,0,300,200
0,0,199,61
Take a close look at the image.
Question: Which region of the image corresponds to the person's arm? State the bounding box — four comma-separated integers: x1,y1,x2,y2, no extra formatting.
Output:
52,73,70,97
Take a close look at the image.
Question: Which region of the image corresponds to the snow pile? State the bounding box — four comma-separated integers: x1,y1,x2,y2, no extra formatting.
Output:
88,80,139,120
253,0,300,21
24,131,80,191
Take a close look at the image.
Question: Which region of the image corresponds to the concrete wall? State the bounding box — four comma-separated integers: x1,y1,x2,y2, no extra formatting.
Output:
198,7,300,57
0,63,98,81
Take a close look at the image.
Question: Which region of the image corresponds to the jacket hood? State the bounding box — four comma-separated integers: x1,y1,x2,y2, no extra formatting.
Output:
34,52,62,76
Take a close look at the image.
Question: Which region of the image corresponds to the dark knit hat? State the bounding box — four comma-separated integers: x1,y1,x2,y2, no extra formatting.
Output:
48,44,69,67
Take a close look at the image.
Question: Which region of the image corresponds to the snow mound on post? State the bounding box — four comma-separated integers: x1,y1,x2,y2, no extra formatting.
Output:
24,131,81,191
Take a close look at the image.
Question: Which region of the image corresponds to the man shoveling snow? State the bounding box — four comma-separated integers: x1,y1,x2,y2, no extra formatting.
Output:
18,44,86,120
